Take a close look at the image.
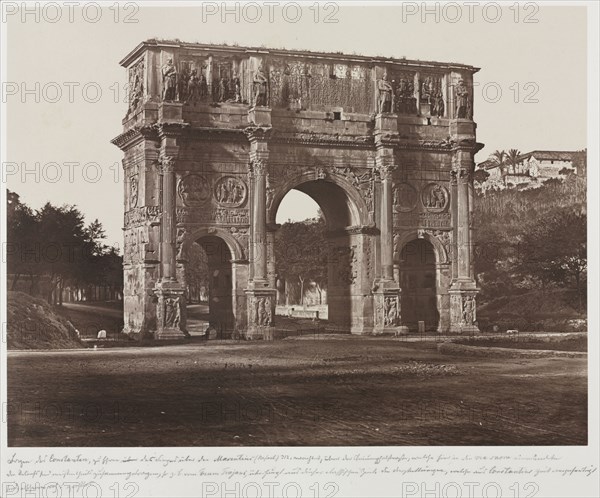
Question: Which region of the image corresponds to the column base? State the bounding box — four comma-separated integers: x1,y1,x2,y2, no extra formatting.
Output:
243,287,277,340
448,324,480,335
373,286,402,334
154,280,189,340
448,284,479,334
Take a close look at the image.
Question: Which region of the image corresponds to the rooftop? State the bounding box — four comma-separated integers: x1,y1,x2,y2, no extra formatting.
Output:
478,150,579,170
120,38,480,74
519,150,579,162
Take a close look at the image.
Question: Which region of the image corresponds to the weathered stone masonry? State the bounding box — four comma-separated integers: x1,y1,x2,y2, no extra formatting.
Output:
112,40,482,339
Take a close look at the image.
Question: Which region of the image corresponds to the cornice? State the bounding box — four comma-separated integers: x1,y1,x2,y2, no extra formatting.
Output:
119,39,480,75
270,131,374,149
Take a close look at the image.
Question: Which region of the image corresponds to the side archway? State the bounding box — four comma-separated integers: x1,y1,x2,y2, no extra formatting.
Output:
185,227,247,262
180,226,249,337
394,229,450,265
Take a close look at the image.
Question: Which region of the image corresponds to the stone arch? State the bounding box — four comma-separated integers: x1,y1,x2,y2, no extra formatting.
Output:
267,169,371,227
185,226,247,262
394,229,449,265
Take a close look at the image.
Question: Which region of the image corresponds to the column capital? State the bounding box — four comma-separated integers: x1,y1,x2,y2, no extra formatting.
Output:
158,155,176,173
249,158,268,177
451,166,471,184
376,162,397,181
244,125,272,143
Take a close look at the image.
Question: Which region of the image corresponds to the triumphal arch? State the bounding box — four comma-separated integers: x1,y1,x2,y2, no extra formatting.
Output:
112,40,482,340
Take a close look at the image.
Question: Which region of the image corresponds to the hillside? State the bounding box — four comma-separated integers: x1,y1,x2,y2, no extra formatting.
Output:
473,168,587,331
7,291,83,350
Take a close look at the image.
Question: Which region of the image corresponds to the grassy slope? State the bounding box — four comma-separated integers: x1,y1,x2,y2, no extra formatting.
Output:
474,169,587,331
7,291,83,350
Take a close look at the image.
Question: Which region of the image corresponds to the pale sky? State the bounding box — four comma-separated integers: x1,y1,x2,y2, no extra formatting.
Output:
4,3,588,248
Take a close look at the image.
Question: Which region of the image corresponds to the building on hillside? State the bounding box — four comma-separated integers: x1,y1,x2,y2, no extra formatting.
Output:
476,150,580,191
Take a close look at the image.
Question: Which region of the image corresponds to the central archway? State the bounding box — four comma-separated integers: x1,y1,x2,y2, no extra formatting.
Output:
271,176,373,333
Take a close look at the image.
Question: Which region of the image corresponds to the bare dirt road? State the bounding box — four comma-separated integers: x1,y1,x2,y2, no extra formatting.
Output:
7,336,587,446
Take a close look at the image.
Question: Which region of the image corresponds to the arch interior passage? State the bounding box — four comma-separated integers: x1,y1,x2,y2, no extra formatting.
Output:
399,238,439,331
274,180,359,330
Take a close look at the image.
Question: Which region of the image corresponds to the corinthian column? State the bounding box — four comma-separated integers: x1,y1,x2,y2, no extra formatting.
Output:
154,154,188,339
379,163,395,281
159,155,177,281
453,151,473,281
449,148,479,334
251,158,268,284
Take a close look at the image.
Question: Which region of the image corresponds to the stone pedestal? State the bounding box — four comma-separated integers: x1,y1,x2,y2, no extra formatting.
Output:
244,288,277,340
374,113,398,131
450,118,476,138
248,106,272,127
159,102,184,123
154,280,189,339
449,283,479,334
373,284,406,335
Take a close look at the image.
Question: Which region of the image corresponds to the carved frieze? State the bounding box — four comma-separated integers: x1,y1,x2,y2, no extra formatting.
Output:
176,227,190,261
124,206,161,228
391,71,416,114
419,228,453,261
421,183,449,212
164,296,182,327
214,176,247,207
419,73,445,117
248,295,273,326
364,237,373,281
178,174,210,206
269,59,372,113
129,175,139,208
451,293,477,327
331,245,358,285
462,295,476,325
395,212,452,229
393,182,418,213
229,226,249,260
176,207,249,225
384,295,400,326
265,173,275,212
333,165,375,213
128,57,144,112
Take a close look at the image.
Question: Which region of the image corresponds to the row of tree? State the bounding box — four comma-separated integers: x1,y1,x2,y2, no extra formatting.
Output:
6,190,123,305
473,166,587,312
274,216,328,306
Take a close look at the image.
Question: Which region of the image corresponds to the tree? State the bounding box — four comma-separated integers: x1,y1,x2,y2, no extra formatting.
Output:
185,242,209,303
274,217,328,306
36,203,89,304
487,149,509,186
506,148,521,175
6,191,123,304
517,208,587,310
6,190,40,292
473,168,490,185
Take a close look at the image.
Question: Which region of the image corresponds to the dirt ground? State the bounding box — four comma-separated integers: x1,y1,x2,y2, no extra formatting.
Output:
7,336,587,446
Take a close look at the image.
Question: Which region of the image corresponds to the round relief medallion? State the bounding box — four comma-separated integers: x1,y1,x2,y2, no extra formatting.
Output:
214,176,247,207
177,174,210,206
393,182,418,212
421,183,449,212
